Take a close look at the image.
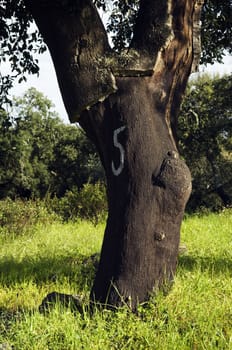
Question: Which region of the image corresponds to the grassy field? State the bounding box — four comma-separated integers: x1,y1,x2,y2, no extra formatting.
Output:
0,209,231,349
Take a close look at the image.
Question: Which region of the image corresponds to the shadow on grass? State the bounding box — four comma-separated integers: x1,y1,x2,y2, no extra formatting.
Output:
178,254,232,275
0,306,25,335
1,251,231,285
0,253,99,288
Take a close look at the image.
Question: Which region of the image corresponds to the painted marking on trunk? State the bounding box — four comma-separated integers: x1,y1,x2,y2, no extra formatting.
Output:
112,126,126,176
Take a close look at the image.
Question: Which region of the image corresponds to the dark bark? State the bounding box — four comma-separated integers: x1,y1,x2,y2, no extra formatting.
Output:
25,0,203,309
24,0,116,122
80,79,192,308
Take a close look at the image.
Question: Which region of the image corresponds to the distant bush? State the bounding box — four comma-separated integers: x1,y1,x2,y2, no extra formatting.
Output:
49,182,107,225
0,198,57,236
0,183,107,235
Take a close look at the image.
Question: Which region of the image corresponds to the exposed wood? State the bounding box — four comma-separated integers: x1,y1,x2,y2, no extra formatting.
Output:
105,50,154,77
192,0,205,72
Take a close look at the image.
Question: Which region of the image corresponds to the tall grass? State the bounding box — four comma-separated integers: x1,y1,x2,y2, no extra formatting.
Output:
0,209,231,349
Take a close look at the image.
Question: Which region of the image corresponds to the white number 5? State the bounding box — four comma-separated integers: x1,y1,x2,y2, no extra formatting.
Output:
111,126,126,176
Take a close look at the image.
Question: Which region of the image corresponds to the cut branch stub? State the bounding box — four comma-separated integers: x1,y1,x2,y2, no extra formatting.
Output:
105,50,154,77
25,0,117,122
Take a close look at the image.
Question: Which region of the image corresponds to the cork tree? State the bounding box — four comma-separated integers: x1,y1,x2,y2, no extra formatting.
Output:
1,0,231,309
23,0,203,309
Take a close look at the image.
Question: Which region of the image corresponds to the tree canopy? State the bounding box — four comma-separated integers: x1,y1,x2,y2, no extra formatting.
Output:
0,0,231,106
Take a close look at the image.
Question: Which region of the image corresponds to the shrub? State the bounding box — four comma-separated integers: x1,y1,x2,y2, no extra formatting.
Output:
0,198,57,236
50,182,107,225
77,182,107,225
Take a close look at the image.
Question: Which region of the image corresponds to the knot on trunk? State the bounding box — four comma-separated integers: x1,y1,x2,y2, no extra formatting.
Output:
154,231,166,241
153,150,192,200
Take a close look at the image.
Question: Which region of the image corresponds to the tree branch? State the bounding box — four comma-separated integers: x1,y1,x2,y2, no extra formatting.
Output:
24,0,117,122
130,0,204,73
131,0,172,55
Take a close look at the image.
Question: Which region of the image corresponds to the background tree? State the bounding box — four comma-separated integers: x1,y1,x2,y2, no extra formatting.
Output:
50,124,104,197
0,0,231,309
12,88,61,197
200,0,232,64
0,88,104,199
0,88,60,198
178,73,232,211
0,108,22,198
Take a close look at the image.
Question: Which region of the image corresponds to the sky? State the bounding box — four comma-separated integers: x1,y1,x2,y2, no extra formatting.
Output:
7,51,232,124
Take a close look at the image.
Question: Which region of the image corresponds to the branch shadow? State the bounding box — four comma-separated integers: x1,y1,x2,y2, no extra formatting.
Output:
0,254,100,329
0,253,99,288
178,254,232,275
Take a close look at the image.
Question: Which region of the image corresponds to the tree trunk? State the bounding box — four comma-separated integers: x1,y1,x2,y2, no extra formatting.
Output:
25,0,203,310
79,78,192,308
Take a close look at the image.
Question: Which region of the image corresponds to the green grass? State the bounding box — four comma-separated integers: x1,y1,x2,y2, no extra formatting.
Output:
0,210,231,349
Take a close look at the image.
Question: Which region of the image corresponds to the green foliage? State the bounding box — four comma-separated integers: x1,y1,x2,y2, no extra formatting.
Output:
178,73,232,211
201,0,232,64
50,182,107,225
0,0,46,105
0,209,231,349
76,182,107,224
105,0,139,51
0,88,104,199
50,125,104,197
0,109,21,197
0,88,60,198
